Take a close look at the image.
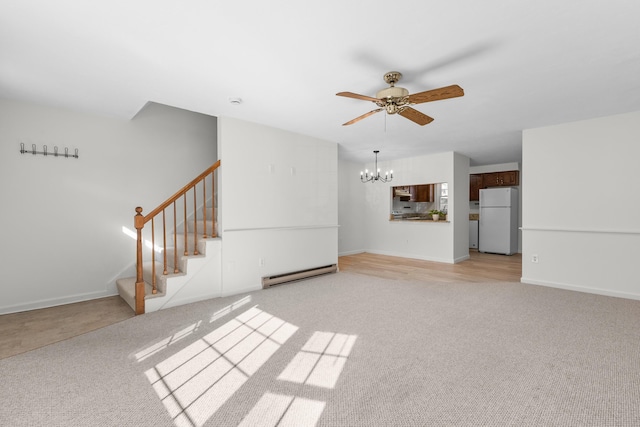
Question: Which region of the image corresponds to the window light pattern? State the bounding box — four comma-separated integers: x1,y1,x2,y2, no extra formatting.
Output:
278,331,357,389
145,306,298,427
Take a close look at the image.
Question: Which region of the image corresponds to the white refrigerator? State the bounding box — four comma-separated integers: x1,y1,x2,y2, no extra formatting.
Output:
479,187,518,255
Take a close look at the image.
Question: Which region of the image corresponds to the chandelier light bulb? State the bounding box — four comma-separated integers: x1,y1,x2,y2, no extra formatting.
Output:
360,150,393,184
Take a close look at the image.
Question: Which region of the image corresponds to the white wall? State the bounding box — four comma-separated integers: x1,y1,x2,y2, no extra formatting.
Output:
0,99,217,314
338,158,366,255
218,117,338,295
469,162,520,175
359,151,469,263
521,110,640,299
453,152,471,261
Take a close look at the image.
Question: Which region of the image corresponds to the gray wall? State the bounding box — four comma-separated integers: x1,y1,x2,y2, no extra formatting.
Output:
521,110,640,299
338,151,470,264
338,158,366,255
218,117,338,296
0,99,217,313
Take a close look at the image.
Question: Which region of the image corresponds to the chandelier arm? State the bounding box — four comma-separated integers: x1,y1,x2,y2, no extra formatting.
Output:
360,150,393,184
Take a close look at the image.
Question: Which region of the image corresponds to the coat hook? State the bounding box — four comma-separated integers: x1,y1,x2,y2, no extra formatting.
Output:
19,142,79,159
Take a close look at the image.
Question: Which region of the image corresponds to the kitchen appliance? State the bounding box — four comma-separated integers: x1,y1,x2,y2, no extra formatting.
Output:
479,187,518,255
469,220,479,249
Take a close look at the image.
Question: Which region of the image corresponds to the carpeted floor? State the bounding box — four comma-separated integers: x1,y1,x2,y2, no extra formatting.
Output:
1,272,639,426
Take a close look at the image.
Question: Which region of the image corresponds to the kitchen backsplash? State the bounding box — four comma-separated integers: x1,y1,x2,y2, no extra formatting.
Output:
392,198,437,213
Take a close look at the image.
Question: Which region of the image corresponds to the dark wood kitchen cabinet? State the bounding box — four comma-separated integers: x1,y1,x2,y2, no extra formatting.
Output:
469,171,519,201
469,174,483,201
412,184,434,202
483,171,519,187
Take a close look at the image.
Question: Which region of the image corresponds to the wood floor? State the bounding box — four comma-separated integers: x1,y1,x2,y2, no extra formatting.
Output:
339,250,522,283
0,250,521,360
0,296,134,360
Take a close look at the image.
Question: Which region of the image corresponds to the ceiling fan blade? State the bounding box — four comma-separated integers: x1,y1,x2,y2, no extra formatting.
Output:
399,107,434,126
407,84,464,104
342,108,384,126
336,91,380,102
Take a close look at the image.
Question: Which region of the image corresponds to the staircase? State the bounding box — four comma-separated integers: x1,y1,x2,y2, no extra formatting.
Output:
117,161,221,314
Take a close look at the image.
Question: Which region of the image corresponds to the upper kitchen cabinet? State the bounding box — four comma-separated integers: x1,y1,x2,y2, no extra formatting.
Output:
469,171,520,201
470,174,483,201
483,171,519,187
413,184,435,202
392,184,435,202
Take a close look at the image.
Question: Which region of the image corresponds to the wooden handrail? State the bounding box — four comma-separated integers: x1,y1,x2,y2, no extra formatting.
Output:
133,160,220,315
142,160,221,223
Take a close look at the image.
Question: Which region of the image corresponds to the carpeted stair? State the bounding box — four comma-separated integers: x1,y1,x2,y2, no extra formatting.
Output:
116,205,217,313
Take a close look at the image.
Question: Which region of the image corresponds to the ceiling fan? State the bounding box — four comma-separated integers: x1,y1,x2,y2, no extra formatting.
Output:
336,71,464,126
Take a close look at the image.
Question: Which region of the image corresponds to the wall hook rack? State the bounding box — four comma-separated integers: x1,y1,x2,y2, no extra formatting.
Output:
20,143,79,159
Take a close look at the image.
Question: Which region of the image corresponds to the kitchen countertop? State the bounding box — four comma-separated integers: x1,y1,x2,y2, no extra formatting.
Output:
390,218,450,222
390,214,450,222
390,213,478,222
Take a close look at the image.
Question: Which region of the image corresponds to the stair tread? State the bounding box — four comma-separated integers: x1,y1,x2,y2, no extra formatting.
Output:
116,277,164,309
116,234,221,313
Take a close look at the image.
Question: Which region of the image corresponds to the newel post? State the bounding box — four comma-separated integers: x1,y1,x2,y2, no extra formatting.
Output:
134,207,145,315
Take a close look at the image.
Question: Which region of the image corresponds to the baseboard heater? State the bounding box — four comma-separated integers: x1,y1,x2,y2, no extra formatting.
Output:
262,264,337,289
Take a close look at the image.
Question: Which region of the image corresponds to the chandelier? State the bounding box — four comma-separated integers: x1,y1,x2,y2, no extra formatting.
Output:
361,150,393,183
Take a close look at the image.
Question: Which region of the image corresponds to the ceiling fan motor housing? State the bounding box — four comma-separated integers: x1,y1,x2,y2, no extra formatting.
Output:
376,86,409,100
376,86,410,114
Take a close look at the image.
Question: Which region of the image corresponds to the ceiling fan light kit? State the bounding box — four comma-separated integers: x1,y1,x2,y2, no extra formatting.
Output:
337,71,464,126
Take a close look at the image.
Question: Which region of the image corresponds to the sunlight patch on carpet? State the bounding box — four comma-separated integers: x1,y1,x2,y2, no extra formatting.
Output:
278,331,357,389
238,392,325,427
145,306,298,427
134,321,203,362
133,296,252,362
209,295,251,323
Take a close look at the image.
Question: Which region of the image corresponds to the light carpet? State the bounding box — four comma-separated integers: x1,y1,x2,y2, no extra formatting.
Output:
1,272,639,426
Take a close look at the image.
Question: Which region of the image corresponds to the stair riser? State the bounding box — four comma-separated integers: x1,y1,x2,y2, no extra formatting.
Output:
167,235,208,253
142,263,169,294
162,248,187,271
117,237,221,313
187,219,216,234
143,236,207,272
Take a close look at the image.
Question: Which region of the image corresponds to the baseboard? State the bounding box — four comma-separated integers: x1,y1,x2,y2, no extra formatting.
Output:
366,249,456,264
338,249,366,257
520,277,640,301
453,254,471,263
339,249,467,264
0,290,118,315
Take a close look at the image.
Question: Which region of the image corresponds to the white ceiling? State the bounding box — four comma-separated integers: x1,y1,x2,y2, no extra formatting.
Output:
2,1,640,165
